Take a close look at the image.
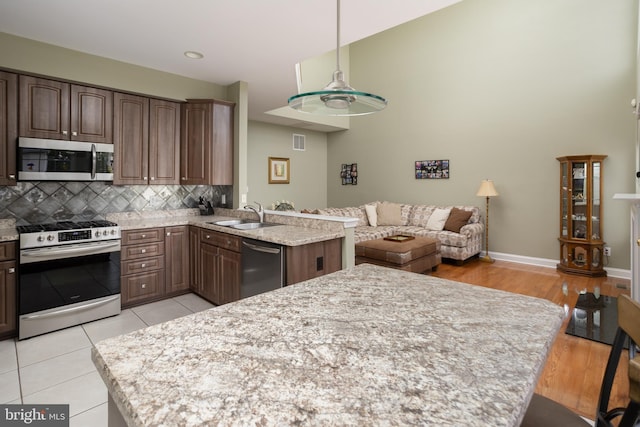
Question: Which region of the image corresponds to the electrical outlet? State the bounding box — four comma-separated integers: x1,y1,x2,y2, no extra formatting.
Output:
604,246,611,256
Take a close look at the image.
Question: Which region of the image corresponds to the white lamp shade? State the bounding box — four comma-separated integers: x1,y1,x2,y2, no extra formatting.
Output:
476,180,499,197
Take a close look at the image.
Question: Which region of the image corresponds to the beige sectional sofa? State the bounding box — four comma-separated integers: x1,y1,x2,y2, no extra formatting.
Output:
317,201,484,263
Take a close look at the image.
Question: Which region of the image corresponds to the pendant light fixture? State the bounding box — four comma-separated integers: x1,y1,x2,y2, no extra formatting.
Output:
287,0,388,116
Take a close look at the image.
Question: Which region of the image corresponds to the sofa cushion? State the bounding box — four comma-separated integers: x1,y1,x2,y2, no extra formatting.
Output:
444,207,473,233
426,208,451,231
365,204,378,227
408,205,435,227
377,202,403,226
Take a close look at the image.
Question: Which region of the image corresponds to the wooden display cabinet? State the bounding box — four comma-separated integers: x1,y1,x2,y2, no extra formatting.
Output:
557,155,607,277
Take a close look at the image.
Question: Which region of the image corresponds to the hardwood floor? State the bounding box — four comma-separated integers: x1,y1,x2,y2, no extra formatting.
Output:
431,259,631,421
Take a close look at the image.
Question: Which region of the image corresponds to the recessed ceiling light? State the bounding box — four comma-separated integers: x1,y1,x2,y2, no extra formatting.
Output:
184,51,204,59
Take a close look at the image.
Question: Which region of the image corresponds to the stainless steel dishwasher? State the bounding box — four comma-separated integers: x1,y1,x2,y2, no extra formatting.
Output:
241,238,284,299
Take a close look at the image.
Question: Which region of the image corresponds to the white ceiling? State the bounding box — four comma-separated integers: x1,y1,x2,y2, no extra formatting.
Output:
0,0,461,125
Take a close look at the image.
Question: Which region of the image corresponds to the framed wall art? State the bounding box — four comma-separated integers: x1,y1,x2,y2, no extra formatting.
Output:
341,163,358,185
415,160,449,179
268,157,290,184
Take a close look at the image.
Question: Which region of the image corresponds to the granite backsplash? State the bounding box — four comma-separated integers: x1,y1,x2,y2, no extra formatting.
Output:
0,182,232,226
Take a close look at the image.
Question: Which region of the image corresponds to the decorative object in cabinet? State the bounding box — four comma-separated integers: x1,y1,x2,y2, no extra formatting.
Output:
286,239,342,285
0,71,17,186
180,99,234,185
0,241,16,339
19,75,112,143
557,155,607,277
120,228,165,307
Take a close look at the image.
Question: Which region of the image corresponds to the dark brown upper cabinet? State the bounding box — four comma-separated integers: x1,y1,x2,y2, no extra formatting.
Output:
149,99,180,185
180,99,234,185
113,92,149,185
114,95,180,185
19,76,112,143
0,71,17,186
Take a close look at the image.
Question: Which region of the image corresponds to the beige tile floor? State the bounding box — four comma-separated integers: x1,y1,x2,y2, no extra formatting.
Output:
0,293,214,426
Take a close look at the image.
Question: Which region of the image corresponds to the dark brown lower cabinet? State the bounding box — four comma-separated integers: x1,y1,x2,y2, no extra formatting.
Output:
0,242,16,340
165,226,189,295
194,229,241,306
121,225,189,307
286,239,342,285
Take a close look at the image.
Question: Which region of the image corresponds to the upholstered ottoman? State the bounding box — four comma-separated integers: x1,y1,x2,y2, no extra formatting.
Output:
355,236,441,274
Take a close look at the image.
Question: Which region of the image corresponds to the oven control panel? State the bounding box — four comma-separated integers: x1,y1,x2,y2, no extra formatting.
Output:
59,230,92,242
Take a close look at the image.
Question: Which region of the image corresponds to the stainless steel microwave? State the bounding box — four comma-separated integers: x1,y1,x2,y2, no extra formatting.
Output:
18,137,114,181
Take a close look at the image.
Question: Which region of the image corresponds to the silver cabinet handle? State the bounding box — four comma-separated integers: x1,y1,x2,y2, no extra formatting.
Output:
141,249,146,253
166,232,171,236
141,263,146,268
62,130,68,135
8,174,15,179
8,268,15,274
72,131,78,136
141,283,146,289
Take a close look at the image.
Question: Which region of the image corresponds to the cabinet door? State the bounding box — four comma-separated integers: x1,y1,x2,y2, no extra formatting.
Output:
199,242,219,303
0,259,16,336
19,76,70,140
113,92,149,185
121,270,164,306
149,99,180,184
218,247,241,305
70,85,112,143
180,101,210,185
165,226,189,294
189,226,201,294
0,71,17,186
286,239,342,285
211,100,234,185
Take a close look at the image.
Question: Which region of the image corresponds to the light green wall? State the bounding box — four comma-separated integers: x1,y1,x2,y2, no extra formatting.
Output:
247,121,327,210
327,0,637,269
0,32,227,101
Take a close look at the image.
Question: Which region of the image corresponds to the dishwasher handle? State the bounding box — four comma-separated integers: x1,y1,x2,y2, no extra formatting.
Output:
242,240,281,254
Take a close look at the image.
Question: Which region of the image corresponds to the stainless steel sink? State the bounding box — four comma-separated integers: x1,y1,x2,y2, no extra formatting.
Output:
209,219,251,226
231,222,279,230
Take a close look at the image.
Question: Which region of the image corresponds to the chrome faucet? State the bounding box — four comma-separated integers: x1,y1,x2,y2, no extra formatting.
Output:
245,202,264,223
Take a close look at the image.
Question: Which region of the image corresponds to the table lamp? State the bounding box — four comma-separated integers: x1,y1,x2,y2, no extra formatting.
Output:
476,179,499,263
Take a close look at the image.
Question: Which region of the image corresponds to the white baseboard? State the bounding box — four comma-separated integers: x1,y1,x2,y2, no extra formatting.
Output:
488,251,631,280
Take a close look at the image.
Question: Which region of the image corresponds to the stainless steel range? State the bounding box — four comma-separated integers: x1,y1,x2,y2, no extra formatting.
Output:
17,220,121,339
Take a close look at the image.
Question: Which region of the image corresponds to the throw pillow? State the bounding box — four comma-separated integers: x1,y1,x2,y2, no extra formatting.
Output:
444,208,473,233
377,202,403,226
365,204,378,227
426,208,451,231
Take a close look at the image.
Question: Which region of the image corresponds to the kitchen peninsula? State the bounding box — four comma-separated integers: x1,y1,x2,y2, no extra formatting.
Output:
92,263,564,426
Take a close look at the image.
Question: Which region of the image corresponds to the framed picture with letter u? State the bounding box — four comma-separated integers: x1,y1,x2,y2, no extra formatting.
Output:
268,157,290,184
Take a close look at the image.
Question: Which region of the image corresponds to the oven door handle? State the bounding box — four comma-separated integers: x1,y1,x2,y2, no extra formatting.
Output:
22,241,121,259
21,295,121,321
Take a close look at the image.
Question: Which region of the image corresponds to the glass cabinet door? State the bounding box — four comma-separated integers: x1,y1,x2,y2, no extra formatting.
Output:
571,161,587,240
560,162,569,237
591,161,601,240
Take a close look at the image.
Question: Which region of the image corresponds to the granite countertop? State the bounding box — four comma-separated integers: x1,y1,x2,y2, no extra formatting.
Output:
92,263,565,426
116,214,344,247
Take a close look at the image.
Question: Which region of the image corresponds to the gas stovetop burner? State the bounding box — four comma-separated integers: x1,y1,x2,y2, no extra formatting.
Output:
17,220,118,234
17,220,121,249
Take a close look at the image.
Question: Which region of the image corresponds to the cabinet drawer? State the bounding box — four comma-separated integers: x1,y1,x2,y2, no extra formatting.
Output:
122,271,164,303
122,255,164,275
122,228,163,245
200,229,241,252
121,241,164,261
0,242,16,262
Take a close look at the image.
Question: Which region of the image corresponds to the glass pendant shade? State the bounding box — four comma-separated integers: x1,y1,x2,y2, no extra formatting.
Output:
287,1,387,116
